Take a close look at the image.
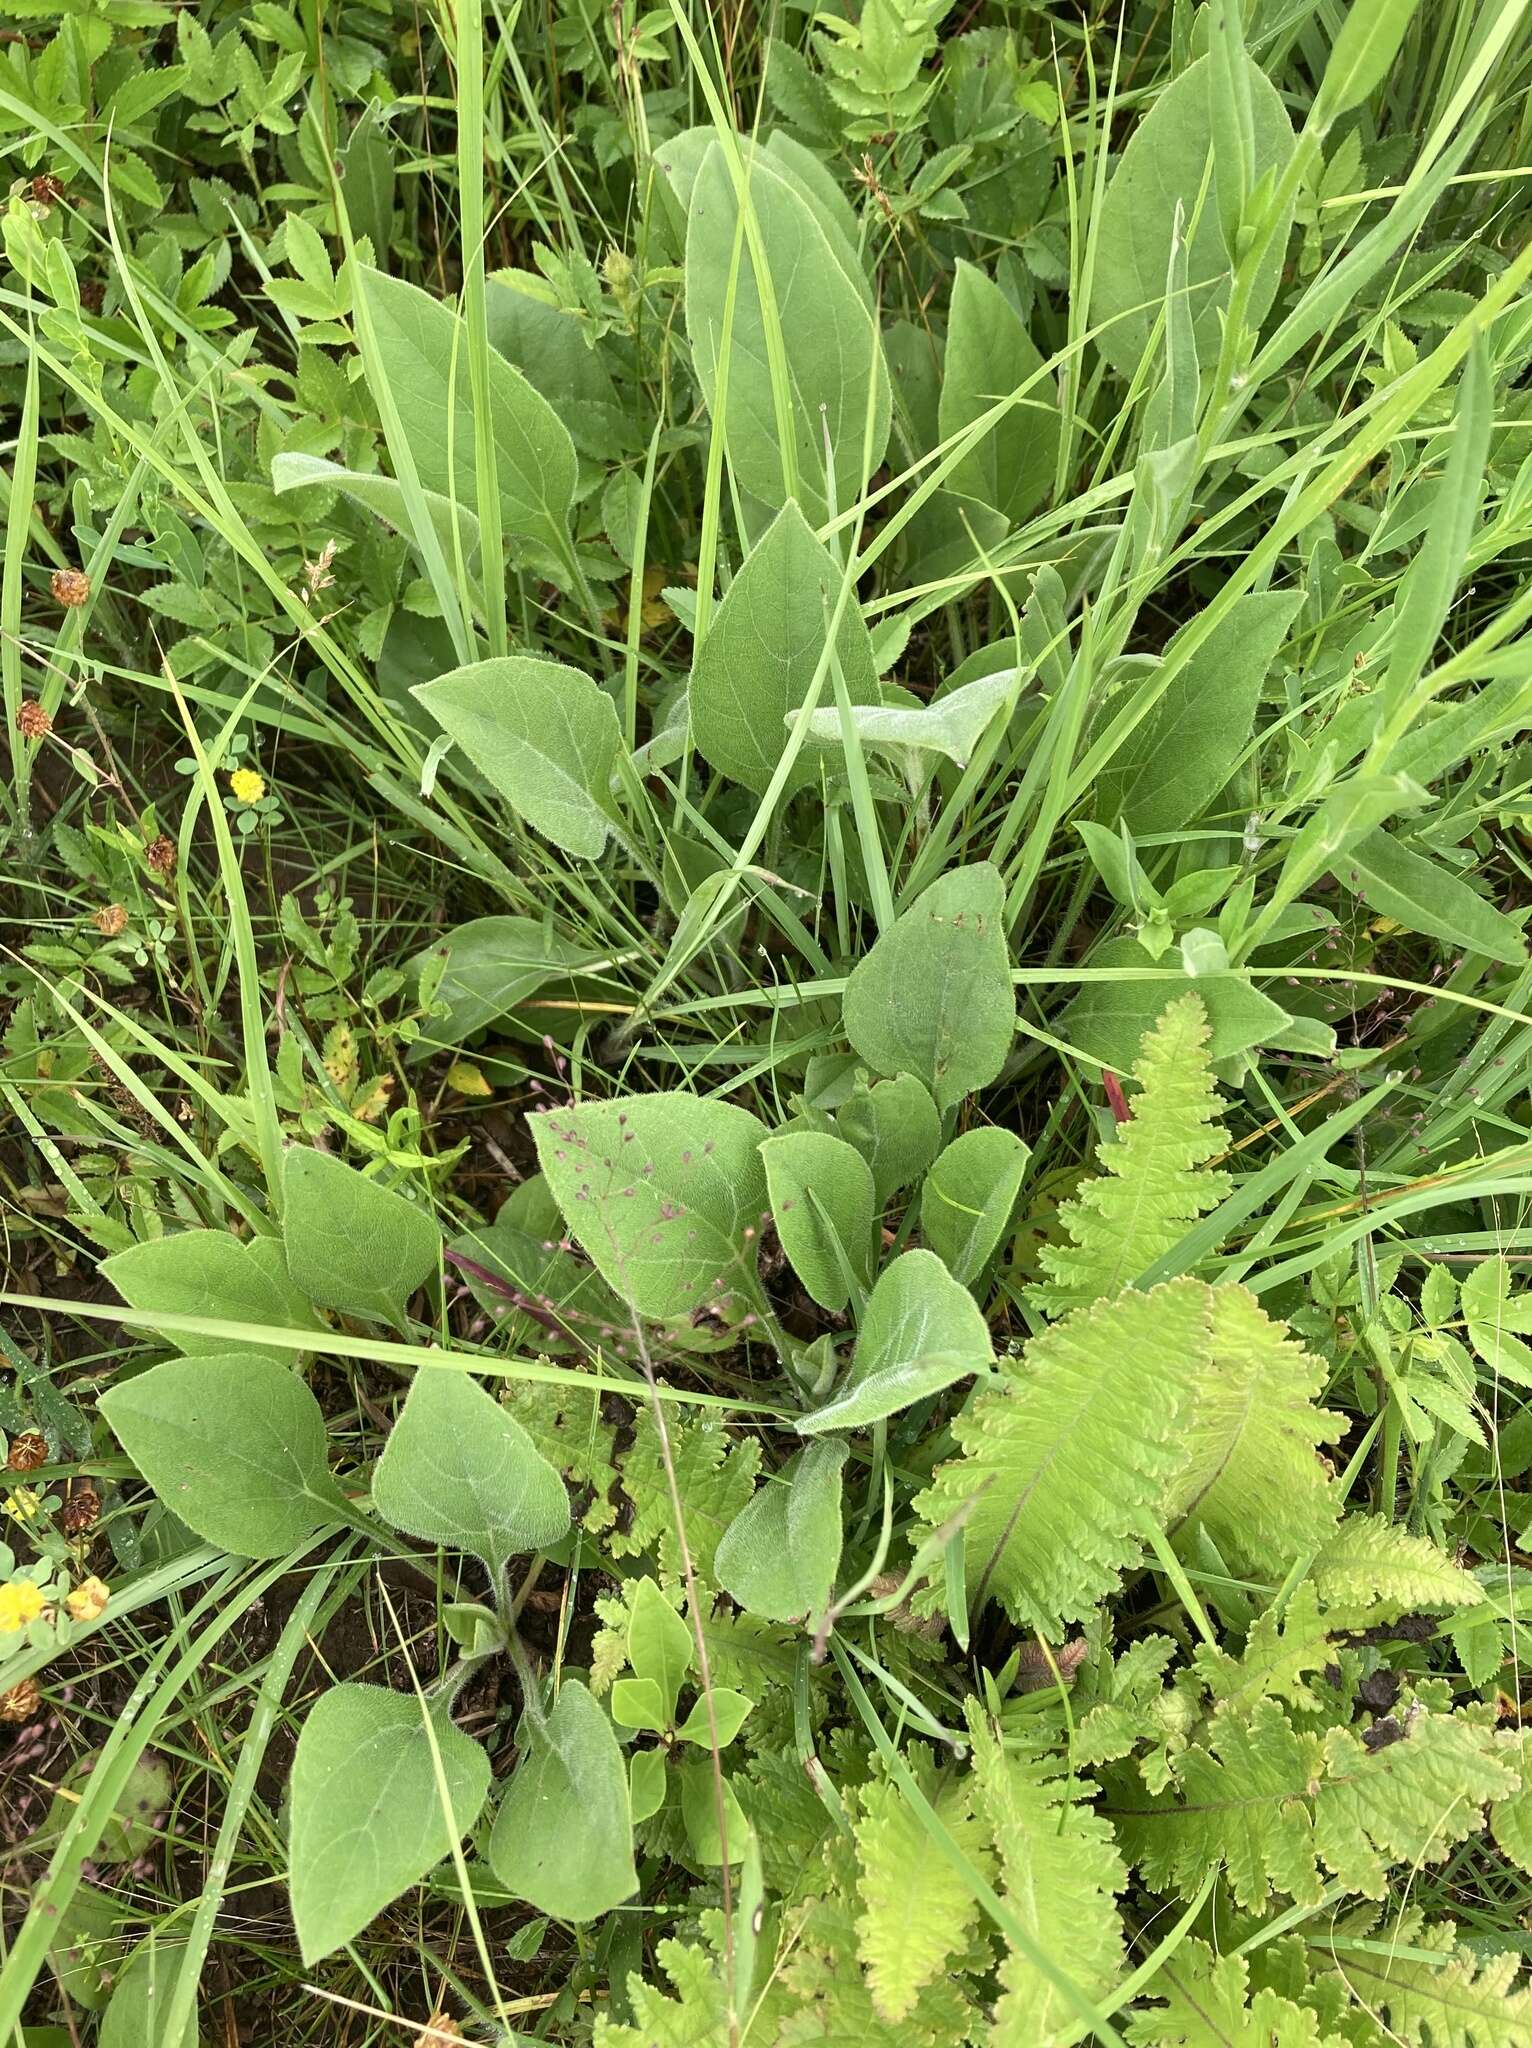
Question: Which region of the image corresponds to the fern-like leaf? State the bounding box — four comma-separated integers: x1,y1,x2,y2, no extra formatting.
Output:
1318,1913,1532,2048
852,1748,990,2021
1109,1695,1518,1912
1167,1282,1342,1575
1191,1584,1340,1720
918,1278,1342,1630
1127,1940,1350,2047
1034,994,1229,1314
916,1281,1199,1632
968,1706,1126,2045
1309,1513,1488,1626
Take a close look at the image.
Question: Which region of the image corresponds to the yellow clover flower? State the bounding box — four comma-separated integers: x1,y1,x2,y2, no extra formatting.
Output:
229,767,266,805
0,1580,46,1633
66,1576,110,1623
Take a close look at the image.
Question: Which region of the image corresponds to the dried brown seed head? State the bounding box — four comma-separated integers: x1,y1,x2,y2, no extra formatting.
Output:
94,903,128,938
61,1484,100,1535
0,1678,42,1724
145,834,177,877
6,1433,48,1473
15,700,51,741
50,568,90,608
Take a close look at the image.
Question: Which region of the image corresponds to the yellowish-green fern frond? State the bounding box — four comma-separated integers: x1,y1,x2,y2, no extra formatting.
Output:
852,1747,991,2022
916,1277,1342,1631
968,1706,1126,2046
1034,994,1230,1315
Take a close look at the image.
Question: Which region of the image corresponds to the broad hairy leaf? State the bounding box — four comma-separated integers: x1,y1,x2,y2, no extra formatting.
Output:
842,863,1016,1112
920,1126,1029,1285
800,1248,993,1433
625,1577,693,1729
835,1071,942,1207
1092,53,1296,377
800,664,1020,771
714,1438,847,1621
102,1231,322,1365
1091,593,1301,836
355,266,576,564
289,1683,490,1962
100,1943,201,2048
760,1129,875,1310
939,260,1058,527
685,142,889,527
689,499,879,795
272,450,480,566
1331,828,1526,965
372,1368,570,1570
282,1147,440,1326
99,1353,346,1559
413,654,624,860
1063,938,1335,1073
489,1678,637,1919
410,915,601,1043
531,1092,768,1322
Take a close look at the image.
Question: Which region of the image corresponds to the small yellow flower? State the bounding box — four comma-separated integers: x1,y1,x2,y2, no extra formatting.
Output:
0,1580,47,1633
66,1576,110,1623
4,1487,41,1525
229,767,266,805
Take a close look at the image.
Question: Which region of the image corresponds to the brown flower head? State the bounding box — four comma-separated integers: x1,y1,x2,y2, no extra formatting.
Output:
61,1484,99,1535
94,903,128,938
31,174,64,207
50,568,90,609
0,1677,42,1724
6,1433,47,1474
145,835,177,877
79,278,104,314
15,701,50,741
